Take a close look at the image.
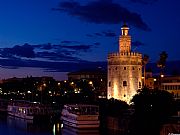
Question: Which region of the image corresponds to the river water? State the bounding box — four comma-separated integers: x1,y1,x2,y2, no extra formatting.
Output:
0,114,106,135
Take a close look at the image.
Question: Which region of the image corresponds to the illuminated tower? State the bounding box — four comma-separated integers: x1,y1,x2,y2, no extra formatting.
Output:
107,24,142,103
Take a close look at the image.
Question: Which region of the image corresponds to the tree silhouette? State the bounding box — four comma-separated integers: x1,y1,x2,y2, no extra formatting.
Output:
157,51,168,75
142,54,149,87
130,87,177,135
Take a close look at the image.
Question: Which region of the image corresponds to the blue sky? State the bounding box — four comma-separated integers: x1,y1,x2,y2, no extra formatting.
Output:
0,0,180,80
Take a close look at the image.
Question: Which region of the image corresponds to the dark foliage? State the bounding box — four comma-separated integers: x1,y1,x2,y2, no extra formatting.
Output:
129,87,177,135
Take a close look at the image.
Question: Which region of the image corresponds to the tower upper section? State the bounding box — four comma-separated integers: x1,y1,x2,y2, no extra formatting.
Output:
119,24,131,53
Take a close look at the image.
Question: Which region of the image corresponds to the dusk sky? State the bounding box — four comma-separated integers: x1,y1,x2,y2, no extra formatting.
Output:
0,0,180,80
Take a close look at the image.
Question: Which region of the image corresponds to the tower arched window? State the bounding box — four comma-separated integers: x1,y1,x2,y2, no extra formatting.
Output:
124,67,126,70
139,82,142,88
123,81,127,86
109,81,111,87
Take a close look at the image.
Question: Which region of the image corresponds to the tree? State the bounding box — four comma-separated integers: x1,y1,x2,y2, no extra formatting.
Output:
157,51,168,75
142,54,149,87
129,87,177,135
105,98,129,117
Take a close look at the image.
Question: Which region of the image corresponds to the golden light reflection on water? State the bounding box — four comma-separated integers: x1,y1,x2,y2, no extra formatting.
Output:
53,123,62,135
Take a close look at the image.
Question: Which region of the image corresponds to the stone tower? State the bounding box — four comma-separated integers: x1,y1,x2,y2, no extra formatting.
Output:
107,24,142,103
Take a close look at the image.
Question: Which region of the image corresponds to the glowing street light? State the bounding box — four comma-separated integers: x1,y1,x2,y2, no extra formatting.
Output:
43,83,46,87
89,81,93,85
160,74,164,78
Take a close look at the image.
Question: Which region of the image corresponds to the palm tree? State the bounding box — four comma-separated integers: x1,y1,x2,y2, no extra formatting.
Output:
157,51,168,89
142,54,149,87
157,51,168,76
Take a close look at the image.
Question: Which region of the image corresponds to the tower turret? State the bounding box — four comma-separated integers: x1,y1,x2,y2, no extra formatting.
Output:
121,23,129,36
119,24,131,53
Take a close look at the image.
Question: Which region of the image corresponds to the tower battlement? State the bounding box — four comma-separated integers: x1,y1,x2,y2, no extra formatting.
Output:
108,52,142,58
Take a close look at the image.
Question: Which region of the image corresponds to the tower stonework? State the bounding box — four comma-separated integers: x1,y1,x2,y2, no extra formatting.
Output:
107,24,142,103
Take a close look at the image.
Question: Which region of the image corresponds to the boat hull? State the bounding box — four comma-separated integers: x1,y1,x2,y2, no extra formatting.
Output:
8,111,34,120
7,101,52,121
61,116,99,129
61,104,100,129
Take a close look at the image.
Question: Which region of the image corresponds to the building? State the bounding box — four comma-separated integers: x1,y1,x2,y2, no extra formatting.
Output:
67,69,106,81
107,24,142,103
67,69,107,98
143,70,156,89
159,75,180,100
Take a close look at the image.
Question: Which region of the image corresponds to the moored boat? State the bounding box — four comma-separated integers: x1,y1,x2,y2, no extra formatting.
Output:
61,104,100,129
7,100,52,120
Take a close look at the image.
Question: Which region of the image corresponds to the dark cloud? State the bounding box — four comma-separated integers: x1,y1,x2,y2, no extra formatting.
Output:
132,41,145,47
61,44,92,52
0,42,96,63
61,40,80,44
102,30,117,37
94,42,101,46
130,0,158,4
0,43,35,58
86,34,94,37
36,51,78,61
41,43,53,50
87,30,117,38
94,32,103,36
0,41,101,73
0,58,107,72
54,0,150,31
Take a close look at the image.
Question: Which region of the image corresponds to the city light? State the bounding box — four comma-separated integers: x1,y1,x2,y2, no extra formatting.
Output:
161,74,164,78
89,81,93,85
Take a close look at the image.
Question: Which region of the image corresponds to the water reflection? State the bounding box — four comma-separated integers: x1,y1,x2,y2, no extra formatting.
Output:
61,125,100,135
52,122,62,135
6,116,100,135
2,115,124,135
7,115,51,135
7,115,33,130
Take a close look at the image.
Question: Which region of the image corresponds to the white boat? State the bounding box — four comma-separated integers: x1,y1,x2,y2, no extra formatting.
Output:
7,100,52,120
61,104,100,129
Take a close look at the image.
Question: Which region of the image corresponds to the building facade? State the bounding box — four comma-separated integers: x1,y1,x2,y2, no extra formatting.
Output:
107,24,142,103
159,75,180,100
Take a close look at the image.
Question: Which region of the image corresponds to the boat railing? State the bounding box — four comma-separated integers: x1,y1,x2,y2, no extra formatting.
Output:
65,105,99,115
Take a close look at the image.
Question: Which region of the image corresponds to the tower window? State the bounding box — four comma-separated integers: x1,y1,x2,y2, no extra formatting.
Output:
109,81,111,87
124,67,126,70
139,82,142,88
132,67,135,70
115,67,117,70
139,68,141,71
123,81,127,86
